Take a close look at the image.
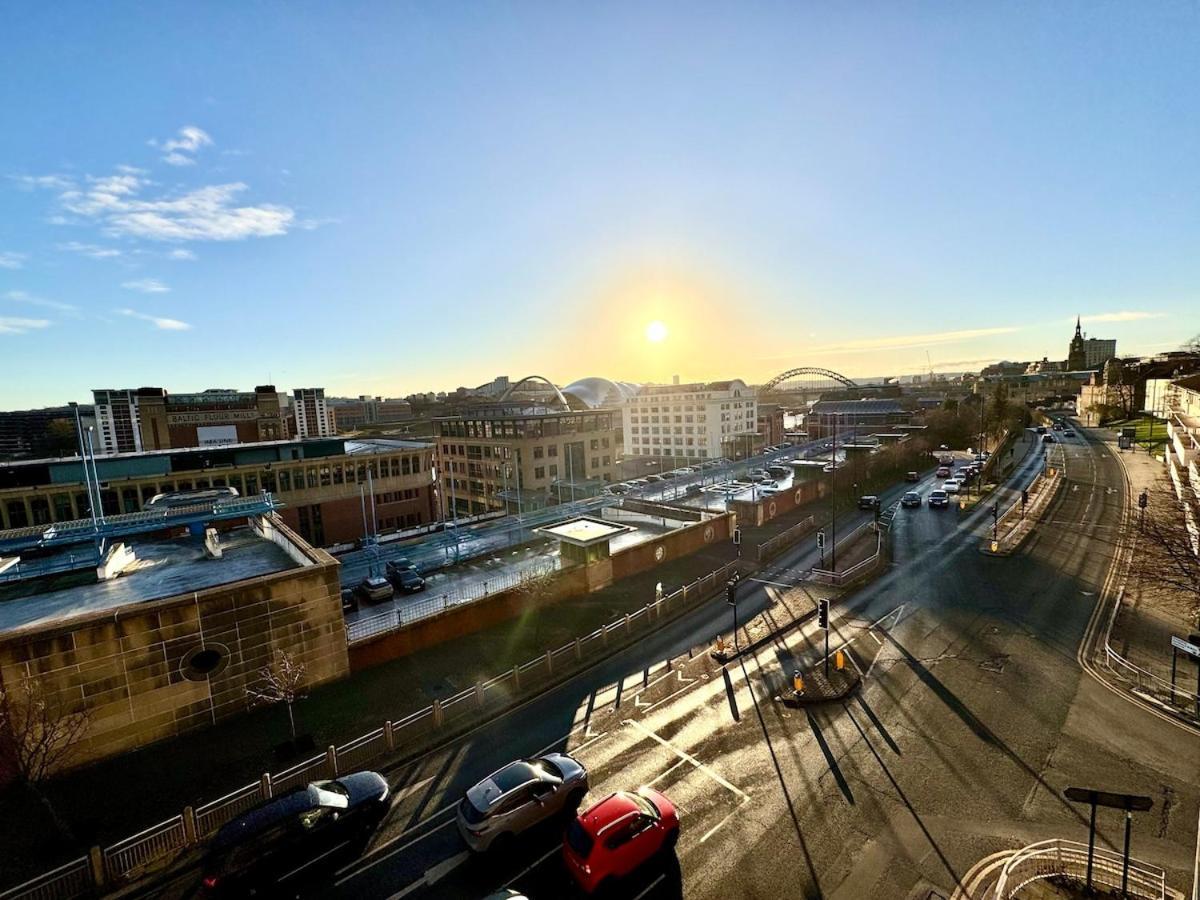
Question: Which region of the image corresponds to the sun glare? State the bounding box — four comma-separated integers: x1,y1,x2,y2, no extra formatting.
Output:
645,320,668,343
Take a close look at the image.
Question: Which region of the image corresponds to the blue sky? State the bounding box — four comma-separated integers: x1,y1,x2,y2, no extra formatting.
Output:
1,2,1197,408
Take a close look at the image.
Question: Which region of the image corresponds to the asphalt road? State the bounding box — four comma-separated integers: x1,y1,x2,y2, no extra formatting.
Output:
169,429,1200,899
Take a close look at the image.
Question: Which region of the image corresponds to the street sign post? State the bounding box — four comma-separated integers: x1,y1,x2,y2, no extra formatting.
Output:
1063,787,1153,892
726,574,742,653
1169,635,1200,716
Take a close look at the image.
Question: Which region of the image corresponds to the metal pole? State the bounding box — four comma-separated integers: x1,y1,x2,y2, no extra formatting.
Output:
831,414,838,572
1121,810,1132,897
1085,799,1097,889
732,592,739,653
71,404,99,531
824,623,829,677
85,429,105,523
1171,648,1178,704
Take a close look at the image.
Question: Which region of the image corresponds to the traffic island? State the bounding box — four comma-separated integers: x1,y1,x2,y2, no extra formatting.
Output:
779,662,861,707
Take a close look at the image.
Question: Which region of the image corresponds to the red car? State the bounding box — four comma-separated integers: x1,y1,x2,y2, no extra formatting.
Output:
562,788,679,894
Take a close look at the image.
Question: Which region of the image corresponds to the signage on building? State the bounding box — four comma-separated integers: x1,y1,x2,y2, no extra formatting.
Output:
197,425,240,447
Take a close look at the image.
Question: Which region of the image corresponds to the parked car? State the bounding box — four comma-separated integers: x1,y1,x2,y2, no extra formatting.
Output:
356,576,394,604
386,559,416,576
457,754,589,852
340,588,358,614
645,474,664,483
905,471,920,483
768,465,790,478
1036,426,1047,434
389,568,426,593
858,495,880,510
563,788,679,895
747,473,767,483
936,466,951,478
609,484,631,495
943,479,961,494
627,478,649,487
760,487,781,496
199,772,390,896
901,491,922,508
685,484,703,496
928,489,950,508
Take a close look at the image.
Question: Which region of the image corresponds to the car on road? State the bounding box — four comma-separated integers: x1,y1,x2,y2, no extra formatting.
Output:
1064,430,1076,437
563,788,679,895
943,479,961,494
1053,422,1064,431
388,568,425,593
905,471,920,483
858,495,880,510
457,753,589,853
356,575,394,604
928,489,950,508
936,466,951,478
1042,434,1056,444
1036,426,1047,434
198,772,389,896
901,491,922,508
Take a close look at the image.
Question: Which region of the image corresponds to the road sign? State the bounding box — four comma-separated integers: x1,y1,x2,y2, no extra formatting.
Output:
1171,635,1200,659
1064,788,1153,811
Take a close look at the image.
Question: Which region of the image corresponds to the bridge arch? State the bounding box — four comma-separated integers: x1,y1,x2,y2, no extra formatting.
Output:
499,375,571,409
762,367,858,392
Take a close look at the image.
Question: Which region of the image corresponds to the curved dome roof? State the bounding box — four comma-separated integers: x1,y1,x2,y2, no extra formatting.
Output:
562,377,641,409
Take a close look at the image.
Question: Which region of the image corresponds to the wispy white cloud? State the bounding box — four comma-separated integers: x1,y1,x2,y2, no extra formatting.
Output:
0,316,51,335
1079,311,1166,324
60,171,294,241
117,308,191,330
8,173,74,190
167,248,196,261
5,289,79,315
121,278,170,294
804,326,1020,356
153,125,213,166
0,251,27,269
58,240,123,259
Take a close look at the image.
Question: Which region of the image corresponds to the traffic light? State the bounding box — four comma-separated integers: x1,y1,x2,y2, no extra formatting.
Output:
1021,489,1028,508
726,579,737,606
991,503,998,521
1138,491,1148,509
816,530,825,549
817,598,829,629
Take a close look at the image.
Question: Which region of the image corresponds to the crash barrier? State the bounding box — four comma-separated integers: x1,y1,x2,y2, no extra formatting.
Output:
992,838,1165,900
0,561,739,900
808,520,884,586
755,516,816,563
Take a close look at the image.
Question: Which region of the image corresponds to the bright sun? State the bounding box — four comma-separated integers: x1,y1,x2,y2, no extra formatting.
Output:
645,320,668,343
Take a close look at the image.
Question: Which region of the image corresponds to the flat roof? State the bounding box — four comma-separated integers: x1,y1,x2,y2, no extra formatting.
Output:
0,529,298,633
534,516,635,547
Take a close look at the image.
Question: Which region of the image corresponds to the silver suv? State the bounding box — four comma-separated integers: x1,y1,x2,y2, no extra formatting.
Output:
456,753,588,852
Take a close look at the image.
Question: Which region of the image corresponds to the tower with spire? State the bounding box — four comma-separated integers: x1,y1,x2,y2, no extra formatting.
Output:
1067,315,1087,370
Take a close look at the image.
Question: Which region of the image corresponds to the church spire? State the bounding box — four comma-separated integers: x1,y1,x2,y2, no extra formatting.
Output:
1075,315,1082,338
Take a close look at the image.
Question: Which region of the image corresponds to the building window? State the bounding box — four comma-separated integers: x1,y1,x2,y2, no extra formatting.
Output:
279,470,292,492
534,446,544,459
548,445,558,457
591,456,599,469
535,466,545,479
549,464,558,476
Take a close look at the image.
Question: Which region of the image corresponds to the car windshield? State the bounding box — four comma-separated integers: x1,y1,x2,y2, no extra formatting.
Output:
529,757,562,779
566,820,595,859
625,791,659,819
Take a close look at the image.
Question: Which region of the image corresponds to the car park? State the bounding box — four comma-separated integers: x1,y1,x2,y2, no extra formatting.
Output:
563,788,679,895
928,489,950,508
198,772,389,896
936,466,951,478
356,575,394,604
457,754,589,852
905,471,920,482
858,495,880,510
901,491,922,508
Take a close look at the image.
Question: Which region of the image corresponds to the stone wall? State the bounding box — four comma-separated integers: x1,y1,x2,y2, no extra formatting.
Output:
0,519,347,774
609,513,733,581
730,480,824,528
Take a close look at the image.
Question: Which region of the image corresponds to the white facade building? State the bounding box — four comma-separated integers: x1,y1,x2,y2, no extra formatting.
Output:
622,379,757,462
292,388,334,438
92,388,145,455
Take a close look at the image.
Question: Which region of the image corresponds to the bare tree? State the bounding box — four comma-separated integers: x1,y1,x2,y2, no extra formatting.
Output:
247,649,307,740
0,675,89,840
1182,333,1200,354
1129,485,1200,629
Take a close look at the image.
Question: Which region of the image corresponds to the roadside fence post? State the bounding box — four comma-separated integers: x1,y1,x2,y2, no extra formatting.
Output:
384,720,396,751
512,664,521,691
602,624,609,645
474,682,485,707
545,650,553,675
88,846,107,891
624,613,631,634
182,806,198,846
325,744,338,777
260,772,273,799
431,698,444,728
574,637,582,660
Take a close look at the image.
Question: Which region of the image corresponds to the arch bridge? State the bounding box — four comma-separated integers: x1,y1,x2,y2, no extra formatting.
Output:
498,375,571,409
762,367,859,394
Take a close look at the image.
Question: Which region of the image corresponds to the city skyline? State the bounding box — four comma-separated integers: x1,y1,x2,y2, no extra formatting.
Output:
2,3,1198,408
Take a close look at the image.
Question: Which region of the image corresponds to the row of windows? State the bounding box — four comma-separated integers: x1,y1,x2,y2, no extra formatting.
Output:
630,426,704,435
633,436,698,446
632,447,710,457
629,415,706,424
439,414,614,439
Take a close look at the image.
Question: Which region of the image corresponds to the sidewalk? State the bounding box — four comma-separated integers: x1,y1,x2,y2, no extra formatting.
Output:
0,484,841,885
1084,421,1196,688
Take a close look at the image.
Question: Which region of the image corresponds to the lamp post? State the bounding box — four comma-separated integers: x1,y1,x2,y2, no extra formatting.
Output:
830,412,839,572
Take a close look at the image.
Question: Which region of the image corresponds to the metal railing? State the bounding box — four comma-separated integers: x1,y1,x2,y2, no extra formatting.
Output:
346,558,559,642
1102,588,1200,712
756,516,816,562
992,839,1165,900
0,558,738,900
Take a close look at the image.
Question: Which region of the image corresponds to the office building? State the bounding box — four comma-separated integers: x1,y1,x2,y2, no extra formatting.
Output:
293,388,334,438
622,379,757,462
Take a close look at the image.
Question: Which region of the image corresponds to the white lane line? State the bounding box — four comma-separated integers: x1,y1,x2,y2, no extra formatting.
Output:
632,873,667,899
624,719,749,801
700,795,751,843
503,844,561,888
748,577,799,588
383,850,471,900
640,681,700,713
868,631,882,645
647,757,690,787
334,815,457,884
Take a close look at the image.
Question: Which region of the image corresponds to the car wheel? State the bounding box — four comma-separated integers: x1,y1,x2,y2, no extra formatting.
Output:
566,787,587,812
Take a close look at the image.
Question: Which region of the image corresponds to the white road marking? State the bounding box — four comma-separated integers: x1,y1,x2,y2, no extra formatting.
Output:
748,577,800,588
624,719,749,801
504,844,561,887
335,815,457,883
868,631,882,645
647,757,690,787
700,795,752,843
632,873,667,899
383,849,472,900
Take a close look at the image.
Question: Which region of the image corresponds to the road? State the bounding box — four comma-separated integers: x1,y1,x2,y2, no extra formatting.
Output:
172,429,1200,899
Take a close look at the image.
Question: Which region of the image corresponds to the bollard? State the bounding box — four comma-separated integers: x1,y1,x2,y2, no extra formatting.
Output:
512,664,521,691
624,613,631,633
182,806,198,846
574,637,582,660
793,670,804,695
835,650,845,671
432,698,444,728
326,744,338,777
260,771,273,799
384,719,396,751
545,650,553,675
88,846,107,891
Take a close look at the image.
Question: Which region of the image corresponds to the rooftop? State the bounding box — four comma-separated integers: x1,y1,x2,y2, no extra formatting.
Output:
534,516,635,547
0,528,299,633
